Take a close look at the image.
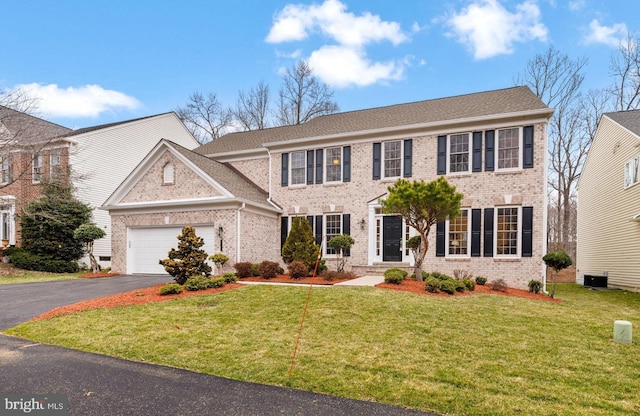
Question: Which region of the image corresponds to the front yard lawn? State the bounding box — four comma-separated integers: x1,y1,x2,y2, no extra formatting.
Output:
5,283,640,416
0,263,83,284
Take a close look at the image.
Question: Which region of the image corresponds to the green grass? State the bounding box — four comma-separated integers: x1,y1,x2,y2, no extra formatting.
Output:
5,284,640,415
0,271,83,284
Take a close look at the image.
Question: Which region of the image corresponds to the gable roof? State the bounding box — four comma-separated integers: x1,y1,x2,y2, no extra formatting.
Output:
196,86,551,156
62,112,174,138
103,139,278,212
0,105,72,145
605,110,640,137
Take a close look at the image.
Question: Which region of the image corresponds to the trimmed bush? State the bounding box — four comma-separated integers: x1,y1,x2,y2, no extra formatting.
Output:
160,283,183,295
462,278,476,291
288,261,309,279
10,250,79,273
491,278,508,292
233,262,253,278
258,261,280,279
222,272,238,283
184,275,210,291
475,276,488,286
425,277,441,293
528,280,542,294
429,271,453,281
440,279,457,295
320,270,357,281
384,268,408,285
207,277,225,288
454,280,466,293
251,263,261,276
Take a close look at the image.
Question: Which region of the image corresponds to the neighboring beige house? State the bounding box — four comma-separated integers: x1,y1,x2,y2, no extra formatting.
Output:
104,86,553,289
0,108,200,267
576,110,640,291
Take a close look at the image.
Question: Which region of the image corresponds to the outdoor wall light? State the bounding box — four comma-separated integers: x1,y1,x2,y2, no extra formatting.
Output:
217,226,224,239
359,219,366,230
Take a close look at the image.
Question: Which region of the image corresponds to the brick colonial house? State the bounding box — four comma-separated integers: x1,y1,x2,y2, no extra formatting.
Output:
103,86,553,288
0,107,199,265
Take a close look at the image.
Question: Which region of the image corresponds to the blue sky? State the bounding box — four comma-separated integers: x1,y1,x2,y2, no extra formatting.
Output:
1,0,637,129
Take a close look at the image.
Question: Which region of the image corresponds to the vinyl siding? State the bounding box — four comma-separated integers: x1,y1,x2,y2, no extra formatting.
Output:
69,114,199,260
577,116,640,290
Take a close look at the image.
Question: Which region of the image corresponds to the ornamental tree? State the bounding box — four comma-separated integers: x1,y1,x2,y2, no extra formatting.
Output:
381,177,463,281
282,216,319,270
327,234,355,272
542,249,573,298
73,223,106,273
159,225,211,285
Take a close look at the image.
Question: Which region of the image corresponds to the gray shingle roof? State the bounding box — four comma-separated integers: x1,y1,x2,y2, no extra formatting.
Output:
167,140,272,208
605,110,640,137
0,105,71,145
196,86,549,155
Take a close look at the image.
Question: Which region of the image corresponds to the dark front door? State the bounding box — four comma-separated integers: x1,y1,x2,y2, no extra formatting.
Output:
383,215,402,262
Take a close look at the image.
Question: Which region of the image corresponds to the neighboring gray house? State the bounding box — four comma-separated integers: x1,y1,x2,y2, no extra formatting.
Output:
577,110,640,291
104,86,553,289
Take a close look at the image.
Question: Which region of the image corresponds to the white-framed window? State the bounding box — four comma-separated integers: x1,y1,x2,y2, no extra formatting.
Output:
497,127,521,170
449,133,470,173
1,155,12,184
50,149,62,180
624,156,639,188
163,162,175,184
32,154,43,183
447,209,470,256
325,147,342,182
496,206,520,256
325,214,342,255
383,141,402,178
290,151,306,185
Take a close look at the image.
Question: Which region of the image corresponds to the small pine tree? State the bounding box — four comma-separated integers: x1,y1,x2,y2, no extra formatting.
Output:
282,217,319,270
159,226,212,285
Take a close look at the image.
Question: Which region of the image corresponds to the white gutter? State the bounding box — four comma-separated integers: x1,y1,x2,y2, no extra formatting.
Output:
236,202,246,262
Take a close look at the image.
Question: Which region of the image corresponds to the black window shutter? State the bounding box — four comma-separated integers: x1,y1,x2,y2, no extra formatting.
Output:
343,146,351,182
472,132,482,172
280,216,289,252
483,208,494,257
485,130,495,172
315,149,323,184
281,153,289,186
436,221,446,257
523,126,534,169
343,214,351,256
522,206,533,257
437,135,447,175
372,143,381,180
306,150,314,184
306,216,314,231
471,209,481,257
403,139,413,177
315,215,323,246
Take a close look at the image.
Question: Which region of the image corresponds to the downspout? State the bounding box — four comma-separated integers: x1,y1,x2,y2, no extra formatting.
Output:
542,121,550,295
266,147,273,202
236,202,246,263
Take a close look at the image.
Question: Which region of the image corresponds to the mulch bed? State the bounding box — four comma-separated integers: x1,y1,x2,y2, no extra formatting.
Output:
240,274,355,285
377,279,561,302
80,272,121,278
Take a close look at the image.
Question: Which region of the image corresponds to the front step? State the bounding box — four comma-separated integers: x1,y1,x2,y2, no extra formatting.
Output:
353,263,412,276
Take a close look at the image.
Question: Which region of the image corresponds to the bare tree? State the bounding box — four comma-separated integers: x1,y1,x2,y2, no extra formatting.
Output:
516,46,590,253
608,34,640,111
175,92,233,144
276,60,339,126
233,80,270,131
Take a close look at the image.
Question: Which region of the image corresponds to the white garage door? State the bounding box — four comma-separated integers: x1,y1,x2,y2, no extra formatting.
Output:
127,226,216,274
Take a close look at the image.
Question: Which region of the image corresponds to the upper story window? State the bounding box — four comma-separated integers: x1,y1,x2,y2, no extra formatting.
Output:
32,154,43,183
290,151,306,185
1,155,12,184
497,127,521,170
496,206,519,256
325,147,342,182
163,162,175,185
50,149,62,180
625,156,639,188
449,133,470,173
448,209,470,256
383,141,402,178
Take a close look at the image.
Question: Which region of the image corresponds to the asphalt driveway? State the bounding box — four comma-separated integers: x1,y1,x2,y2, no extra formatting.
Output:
0,275,438,415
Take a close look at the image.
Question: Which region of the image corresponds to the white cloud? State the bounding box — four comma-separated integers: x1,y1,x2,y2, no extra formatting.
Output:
308,46,404,88
583,19,628,48
266,0,410,88
15,83,140,118
446,0,548,60
568,0,585,11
